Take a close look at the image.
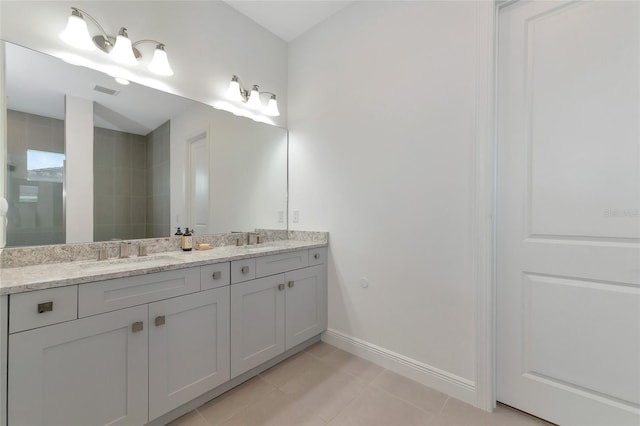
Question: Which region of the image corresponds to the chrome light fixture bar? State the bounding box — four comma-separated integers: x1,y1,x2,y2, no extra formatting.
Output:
225,75,280,116
60,7,174,76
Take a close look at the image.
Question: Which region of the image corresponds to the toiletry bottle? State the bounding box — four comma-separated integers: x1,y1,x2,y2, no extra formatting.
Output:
182,228,193,251
175,227,183,236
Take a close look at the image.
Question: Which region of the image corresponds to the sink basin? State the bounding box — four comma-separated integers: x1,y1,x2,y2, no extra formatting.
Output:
79,255,178,270
241,244,281,253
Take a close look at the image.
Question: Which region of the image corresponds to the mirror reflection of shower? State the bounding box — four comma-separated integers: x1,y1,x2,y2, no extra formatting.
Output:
6,110,65,247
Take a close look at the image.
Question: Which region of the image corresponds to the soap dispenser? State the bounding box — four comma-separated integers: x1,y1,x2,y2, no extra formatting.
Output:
175,227,183,236
181,227,193,251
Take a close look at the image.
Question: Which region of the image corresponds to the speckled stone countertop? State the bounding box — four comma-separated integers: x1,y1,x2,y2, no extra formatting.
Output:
0,235,327,295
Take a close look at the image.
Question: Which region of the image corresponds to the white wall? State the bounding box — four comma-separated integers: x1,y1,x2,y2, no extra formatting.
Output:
0,1,287,128
288,1,483,402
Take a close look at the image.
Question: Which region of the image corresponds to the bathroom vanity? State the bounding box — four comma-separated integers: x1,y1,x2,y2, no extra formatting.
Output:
0,235,328,426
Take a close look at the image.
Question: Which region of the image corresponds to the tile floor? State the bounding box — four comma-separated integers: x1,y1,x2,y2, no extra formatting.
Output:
168,342,552,426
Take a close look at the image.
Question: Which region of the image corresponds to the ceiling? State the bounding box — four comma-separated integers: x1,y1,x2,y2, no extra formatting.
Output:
5,43,195,135
5,2,354,131
223,1,353,42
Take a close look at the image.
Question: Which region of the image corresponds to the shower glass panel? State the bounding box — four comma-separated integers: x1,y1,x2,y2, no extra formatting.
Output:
6,110,65,246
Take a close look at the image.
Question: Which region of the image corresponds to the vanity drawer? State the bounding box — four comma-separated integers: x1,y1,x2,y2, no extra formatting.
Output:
78,267,200,317
201,262,231,290
308,248,327,266
256,250,309,278
231,258,256,284
9,286,78,333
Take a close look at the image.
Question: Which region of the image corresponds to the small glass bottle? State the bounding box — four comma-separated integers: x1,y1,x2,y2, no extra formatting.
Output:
181,227,193,251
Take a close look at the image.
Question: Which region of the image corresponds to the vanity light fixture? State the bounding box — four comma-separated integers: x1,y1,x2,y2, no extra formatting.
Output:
59,7,174,76
225,75,280,116
109,28,137,65
59,8,96,51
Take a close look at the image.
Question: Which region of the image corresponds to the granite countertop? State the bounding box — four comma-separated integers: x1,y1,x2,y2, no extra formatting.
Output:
0,240,327,295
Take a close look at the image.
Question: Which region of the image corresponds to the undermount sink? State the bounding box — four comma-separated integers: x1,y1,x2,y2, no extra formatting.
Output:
79,255,178,270
241,243,280,253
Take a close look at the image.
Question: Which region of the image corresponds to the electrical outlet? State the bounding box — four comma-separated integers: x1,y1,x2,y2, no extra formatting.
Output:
293,210,300,223
278,211,284,223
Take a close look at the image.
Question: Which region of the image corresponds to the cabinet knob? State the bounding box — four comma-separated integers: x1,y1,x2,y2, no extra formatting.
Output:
155,316,166,327
241,266,250,274
131,321,144,333
37,301,53,314
314,253,320,260
278,283,285,291
288,281,294,288
212,271,222,280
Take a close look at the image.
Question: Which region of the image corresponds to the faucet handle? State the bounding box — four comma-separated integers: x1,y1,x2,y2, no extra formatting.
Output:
120,241,131,258
248,232,261,245
97,248,108,261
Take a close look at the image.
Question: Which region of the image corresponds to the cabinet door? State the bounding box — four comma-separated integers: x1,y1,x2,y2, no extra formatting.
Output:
8,305,148,426
230,274,285,378
285,265,325,350
148,288,230,421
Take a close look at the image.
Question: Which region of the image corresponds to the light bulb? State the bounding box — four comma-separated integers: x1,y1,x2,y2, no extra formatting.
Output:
148,44,174,76
110,28,138,65
246,85,262,109
59,9,96,51
265,95,280,116
226,76,244,102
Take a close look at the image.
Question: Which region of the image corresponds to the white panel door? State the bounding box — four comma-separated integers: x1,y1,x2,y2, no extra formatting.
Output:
497,2,640,425
230,274,285,378
285,265,324,350
148,287,230,421
8,305,148,426
188,132,210,235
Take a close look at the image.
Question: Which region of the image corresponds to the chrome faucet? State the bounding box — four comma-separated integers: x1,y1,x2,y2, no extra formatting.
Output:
248,232,261,245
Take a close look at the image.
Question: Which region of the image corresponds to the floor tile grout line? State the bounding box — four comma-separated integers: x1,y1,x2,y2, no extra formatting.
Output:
193,408,213,426
437,396,451,417
320,376,370,425
367,376,449,418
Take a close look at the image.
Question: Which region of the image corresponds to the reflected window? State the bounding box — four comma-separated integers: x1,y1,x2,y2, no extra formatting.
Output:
27,149,65,183
18,185,39,203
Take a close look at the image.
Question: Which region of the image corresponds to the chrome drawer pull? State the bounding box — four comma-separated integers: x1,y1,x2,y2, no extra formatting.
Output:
241,266,250,274
155,316,166,327
37,302,53,314
314,253,320,260
278,284,285,291
131,321,144,333
212,271,222,280
288,281,294,288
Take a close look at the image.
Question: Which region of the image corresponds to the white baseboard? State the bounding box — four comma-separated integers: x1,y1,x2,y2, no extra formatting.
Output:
322,328,477,406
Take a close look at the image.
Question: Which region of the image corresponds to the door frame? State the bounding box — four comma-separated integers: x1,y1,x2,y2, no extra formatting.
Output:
473,0,518,412
186,130,211,234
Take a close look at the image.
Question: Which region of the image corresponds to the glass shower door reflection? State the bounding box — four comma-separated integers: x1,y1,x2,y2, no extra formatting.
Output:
6,110,65,247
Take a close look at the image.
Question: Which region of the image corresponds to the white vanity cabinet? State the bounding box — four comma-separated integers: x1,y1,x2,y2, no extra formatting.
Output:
230,274,286,377
6,264,231,426
230,249,327,378
148,287,230,420
3,246,327,426
8,305,149,426
284,264,326,350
